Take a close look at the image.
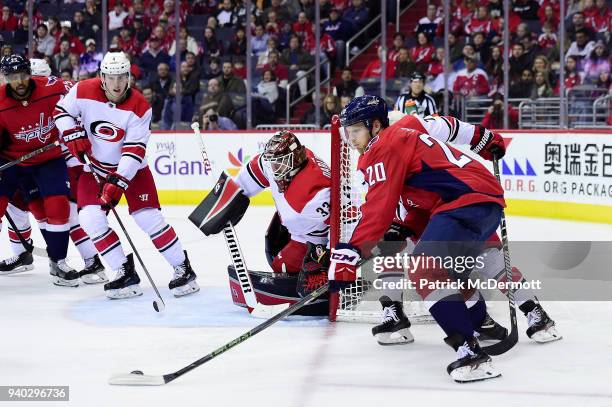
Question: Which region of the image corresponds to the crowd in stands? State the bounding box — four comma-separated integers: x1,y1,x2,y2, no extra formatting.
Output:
0,0,610,128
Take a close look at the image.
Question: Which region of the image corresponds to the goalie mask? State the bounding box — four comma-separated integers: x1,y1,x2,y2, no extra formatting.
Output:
262,131,307,193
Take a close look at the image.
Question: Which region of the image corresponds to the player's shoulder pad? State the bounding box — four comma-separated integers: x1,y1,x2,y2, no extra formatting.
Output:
284,150,331,213
122,87,151,118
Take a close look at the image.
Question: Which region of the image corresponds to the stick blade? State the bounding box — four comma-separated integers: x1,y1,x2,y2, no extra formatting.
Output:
249,302,290,318
108,372,166,386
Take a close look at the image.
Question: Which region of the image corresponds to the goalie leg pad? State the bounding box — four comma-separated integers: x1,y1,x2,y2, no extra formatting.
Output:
189,172,250,235
265,212,290,267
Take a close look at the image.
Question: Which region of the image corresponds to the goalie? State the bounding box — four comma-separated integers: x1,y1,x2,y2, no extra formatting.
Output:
191,131,332,315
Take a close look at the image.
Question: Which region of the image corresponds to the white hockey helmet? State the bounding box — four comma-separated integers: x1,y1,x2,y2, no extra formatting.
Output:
30,58,51,77
100,51,131,76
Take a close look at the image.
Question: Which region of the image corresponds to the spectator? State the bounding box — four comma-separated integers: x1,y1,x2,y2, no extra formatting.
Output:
47,17,61,41
219,61,246,93
539,4,559,31
340,95,351,108
53,40,73,73
0,6,18,31
161,82,194,129
537,22,558,58
532,55,556,87
512,0,539,20
452,44,479,71
509,43,530,83
396,47,417,78
465,5,494,36
513,22,533,44
453,55,489,97
207,15,218,30
1,44,12,57
118,28,140,57
426,47,452,92
481,93,519,129
488,0,503,18
147,25,173,53
583,41,610,84
109,1,129,31
124,0,154,29
447,33,464,63
520,36,537,70
297,0,316,21
333,67,364,97
142,85,162,123
485,46,503,83
251,24,270,57
35,24,56,57
202,57,222,80
323,7,350,67
292,11,315,49
54,22,86,55
228,26,247,57
169,27,199,57
567,12,595,42
278,22,293,50
388,33,406,62
201,78,234,118
185,51,201,79
148,62,174,120
80,39,103,75
472,32,490,66
257,37,279,68
395,73,438,117
200,106,238,130
60,68,73,82
83,0,102,32
132,15,152,45
565,28,596,66
264,10,281,36
70,54,83,81
415,4,441,39
555,55,581,94
343,0,369,37
202,27,222,59
263,50,289,88
302,94,340,125
217,0,236,27
72,11,95,43
509,68,534,98
595,70,611,91
263,0,291,25
138,37,171,78
531,71,554,99
411,32,436,73
280,36,313,95
158,0,186,27
253,69,279,117
179,61,200,102
586,0,610,37
14,15,30,45
360,45,395,80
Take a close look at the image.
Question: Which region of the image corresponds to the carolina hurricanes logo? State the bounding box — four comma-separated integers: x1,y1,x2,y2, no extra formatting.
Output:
90,121,125,142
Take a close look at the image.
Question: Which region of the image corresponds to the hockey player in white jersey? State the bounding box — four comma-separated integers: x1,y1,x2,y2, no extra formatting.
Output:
54,51,199,299
0,58,107,284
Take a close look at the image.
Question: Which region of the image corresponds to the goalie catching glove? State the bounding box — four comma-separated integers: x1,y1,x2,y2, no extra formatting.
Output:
328,243,360,292
470,126,505,161
297,242,330,297
188,171,250,235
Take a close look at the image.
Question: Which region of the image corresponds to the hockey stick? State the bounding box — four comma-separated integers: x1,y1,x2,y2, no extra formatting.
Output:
481,156,518,356
82,156,166,313
190,122,289,318
108,282,329,386
4,212,48,257
0,141,60,172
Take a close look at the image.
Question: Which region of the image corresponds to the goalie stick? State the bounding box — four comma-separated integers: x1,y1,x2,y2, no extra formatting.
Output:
108,282,329,386
83,155,166,313
4,213,47,258
481,156,518,356
190,122,289,318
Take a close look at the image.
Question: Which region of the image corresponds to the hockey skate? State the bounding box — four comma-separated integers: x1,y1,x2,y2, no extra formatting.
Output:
104,254,143,299
445,334,501,383
519,300,562,343
169,251,199,297
0,251,34,275
79,255,108,284
49,259,80,287
371,296,414,345
475,312,508,341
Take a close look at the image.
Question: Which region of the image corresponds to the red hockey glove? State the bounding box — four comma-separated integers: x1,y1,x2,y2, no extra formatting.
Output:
470,126,506,161
61,126,91,164
328,243,360,292
100,173,130,208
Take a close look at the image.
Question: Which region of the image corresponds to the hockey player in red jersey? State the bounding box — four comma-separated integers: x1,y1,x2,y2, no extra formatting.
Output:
54,51,199,299
0,55,78,286
0,58,107,284
329,95,505,382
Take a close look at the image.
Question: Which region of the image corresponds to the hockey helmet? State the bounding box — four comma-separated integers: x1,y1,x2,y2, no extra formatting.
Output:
100,51,131,76
262,131,307,192
0,54,31,76
339,95,389,130
30,58,51,77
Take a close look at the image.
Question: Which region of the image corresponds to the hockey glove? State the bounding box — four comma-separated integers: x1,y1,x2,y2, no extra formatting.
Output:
470,126,505,161
100,173,130,208
297,243,330,297
61,126,91,164
328,243,360,293
379,222,414,256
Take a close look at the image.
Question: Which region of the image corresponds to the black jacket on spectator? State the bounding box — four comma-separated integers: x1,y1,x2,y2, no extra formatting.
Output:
509,79,534,98
334,80,361,97
280,48,313,71
201,92,234,119
509,55,531,82
512,0,539,20
139,50,171,78
228,38,246,57
181,71,200,101
72,22,94,43
323,18,350,42
148,75,175,121
218,74,246,94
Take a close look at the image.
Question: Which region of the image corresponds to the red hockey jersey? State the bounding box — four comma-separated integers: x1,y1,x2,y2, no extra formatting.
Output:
0,76,71,165
349,127,505,251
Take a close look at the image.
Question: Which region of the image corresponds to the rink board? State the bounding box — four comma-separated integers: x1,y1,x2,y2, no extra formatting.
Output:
146,129,612,224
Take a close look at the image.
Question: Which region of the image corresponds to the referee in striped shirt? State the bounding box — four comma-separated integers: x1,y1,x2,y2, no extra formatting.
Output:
393,73,438,117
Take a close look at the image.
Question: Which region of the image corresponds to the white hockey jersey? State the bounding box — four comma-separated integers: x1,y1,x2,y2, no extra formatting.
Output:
235,148,331,245
390,113,477,145
54,77,151,181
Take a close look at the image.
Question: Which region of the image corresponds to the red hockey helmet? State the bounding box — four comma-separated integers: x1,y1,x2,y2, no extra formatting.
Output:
262,131,307,192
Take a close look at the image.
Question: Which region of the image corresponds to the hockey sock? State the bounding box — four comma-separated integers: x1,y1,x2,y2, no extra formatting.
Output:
7,203,32,255
80,205,127,271
43,195,71,261
133,208,185,267
428,294,475,339
69,202,97,261
465,291,487,328
377,271,404,303
480,247,535,307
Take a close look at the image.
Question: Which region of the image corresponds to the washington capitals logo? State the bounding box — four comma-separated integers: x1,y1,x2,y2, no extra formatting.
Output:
90,121,125,142
15,113,55,143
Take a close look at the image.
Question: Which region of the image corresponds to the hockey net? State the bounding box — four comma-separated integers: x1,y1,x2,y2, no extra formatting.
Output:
329,117,433,323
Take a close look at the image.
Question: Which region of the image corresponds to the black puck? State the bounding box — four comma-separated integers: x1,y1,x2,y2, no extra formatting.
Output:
131,370,144,375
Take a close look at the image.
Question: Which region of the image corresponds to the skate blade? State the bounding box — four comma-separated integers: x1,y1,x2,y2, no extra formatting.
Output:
171,280,200,297
106,284,143,299
0,264,34,275
52,276,80,287
450,361,502,383
375,328,415,346
531,326,563,343
81,271,109,284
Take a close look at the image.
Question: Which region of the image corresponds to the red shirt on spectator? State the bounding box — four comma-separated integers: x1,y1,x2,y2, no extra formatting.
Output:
538,32,558,50
262,62,289,82
0,13,18,31
586,6,611,33
53,35,85,56
119,35,140,57
428,60,443,77
465,16,493,35
453,67,489,96
410,44,435,66
360,58,396,80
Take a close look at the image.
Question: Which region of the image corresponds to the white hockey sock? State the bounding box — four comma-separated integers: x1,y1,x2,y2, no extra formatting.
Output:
80,205,126,271
7,204,31,256
132,208,185,267
68,202,98,261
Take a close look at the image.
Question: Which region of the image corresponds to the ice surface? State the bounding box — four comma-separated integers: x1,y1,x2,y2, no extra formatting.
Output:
1,206,612,407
